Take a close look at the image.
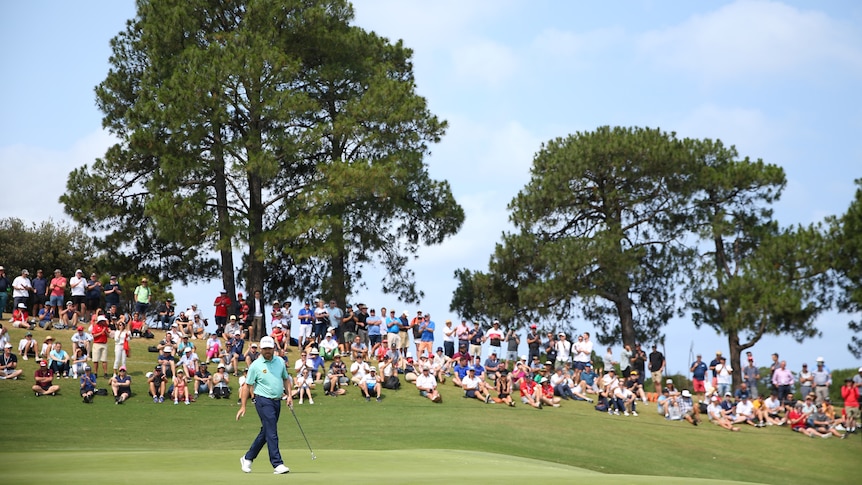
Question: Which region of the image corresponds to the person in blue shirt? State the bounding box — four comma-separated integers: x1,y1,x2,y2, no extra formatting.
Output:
297,302,314,349
237,336,292,475
80,365,97,403
690,354,708,402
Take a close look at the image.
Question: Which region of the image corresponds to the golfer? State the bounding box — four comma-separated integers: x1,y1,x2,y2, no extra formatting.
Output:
236,336,292,474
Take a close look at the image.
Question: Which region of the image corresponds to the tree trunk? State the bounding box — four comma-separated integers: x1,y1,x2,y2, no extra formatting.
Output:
618,295,636,348
213,122,237,300
330,218,347,306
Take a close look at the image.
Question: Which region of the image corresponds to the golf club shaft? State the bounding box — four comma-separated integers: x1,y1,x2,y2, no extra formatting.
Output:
289,404,315,458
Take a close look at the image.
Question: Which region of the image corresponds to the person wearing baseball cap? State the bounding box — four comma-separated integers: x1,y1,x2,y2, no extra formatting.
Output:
111,366,132,404
80,365,97,403
32,359,60,396
149,364,167,403
237,334,293,474
1,342,23,380
212,362,231,399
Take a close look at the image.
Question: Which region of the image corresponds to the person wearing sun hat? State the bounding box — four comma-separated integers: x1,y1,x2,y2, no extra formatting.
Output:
32,359,60,396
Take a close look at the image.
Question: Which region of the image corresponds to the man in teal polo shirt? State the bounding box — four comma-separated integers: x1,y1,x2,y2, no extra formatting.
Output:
237,336,292,474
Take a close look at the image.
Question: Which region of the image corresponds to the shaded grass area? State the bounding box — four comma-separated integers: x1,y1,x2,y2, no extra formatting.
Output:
0,328,855,484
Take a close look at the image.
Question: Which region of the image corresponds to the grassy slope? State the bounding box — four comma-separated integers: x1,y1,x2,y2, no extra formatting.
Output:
0,328,855,484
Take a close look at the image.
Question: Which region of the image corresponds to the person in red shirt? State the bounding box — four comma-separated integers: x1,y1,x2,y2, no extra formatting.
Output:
519,376,542,409
91,315,111,378
32,360,60,396
213,290,232,337
841,378,859,433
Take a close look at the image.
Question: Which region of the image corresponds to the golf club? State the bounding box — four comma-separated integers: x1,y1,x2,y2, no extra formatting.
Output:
288,403,316,460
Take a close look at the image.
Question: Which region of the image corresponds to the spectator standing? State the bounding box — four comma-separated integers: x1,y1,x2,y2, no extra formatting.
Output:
69,269,87,317
619,345,633,378
47,269,67,319
715,356,733,397
503,327,519,369
841,378,859,433
91,315,111,379
798,363,813,398
12,269,34,313
742,355,760,398
0,266,9,318
246,290,266,343
31,269,48,316
811,357,832,405
103,275,122,312
772,360,795,402
443,319,457,358
213,290,232,336
84,272,102,321
486,321,504,358
648,344,665,394
112,321,131,376
133,277,151,316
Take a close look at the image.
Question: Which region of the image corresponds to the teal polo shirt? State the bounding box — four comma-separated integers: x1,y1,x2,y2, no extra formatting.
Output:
246,355,289,399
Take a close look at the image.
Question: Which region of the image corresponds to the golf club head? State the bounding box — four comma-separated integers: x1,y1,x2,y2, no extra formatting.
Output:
311,454,317,460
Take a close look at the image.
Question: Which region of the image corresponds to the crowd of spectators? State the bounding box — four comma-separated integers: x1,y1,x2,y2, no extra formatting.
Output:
1,266,859,441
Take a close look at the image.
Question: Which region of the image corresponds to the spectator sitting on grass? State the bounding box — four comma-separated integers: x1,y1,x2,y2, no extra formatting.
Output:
1,342,23,380
33,360,60,396
48,341,71,378
296,367,314,404
492,369,514,406
484,352,501,376
148,365,166,403
307,348,325,381
222,315,242,341
350,354,370,387
451,356,470,387
39,335,55,359
212,363,230,399
350,335,367,361
172,368,190,405
37,307,53,329
763,392,787,425
519,374,542,409
734,395,762,427
80,365,96,403
176,334,195,356
810,402,845,438
462,367,492,404
430,348,450,380
58,301,78,330
244,342,261,368
626,371,648,404
227,330,245,375
613,382,637,415
205,333,221,364
319,331,339,360
657,388,671,415
451,343,472,363
71,326,92,357
706,395,740,431
551,367,576,400
158,345,176,378
678,390,700,426
539,376,562,408
362,367,382,402
111,366,131,404
194,362,213,399
324,353,347,396
18,332,37,360
416,365,442,403
178,346,200,379
788,401,827,437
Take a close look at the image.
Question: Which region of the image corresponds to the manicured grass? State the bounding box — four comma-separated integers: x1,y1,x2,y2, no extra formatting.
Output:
0,327,855,484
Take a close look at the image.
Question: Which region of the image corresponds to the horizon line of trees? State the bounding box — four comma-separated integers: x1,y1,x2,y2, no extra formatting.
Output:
450,126,861,387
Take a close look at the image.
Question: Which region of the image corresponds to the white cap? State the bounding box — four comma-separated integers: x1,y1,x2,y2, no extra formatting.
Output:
97,315,108,322
816,356,824,363
184,347,192,353
260,336,276,349
17,302,26,308
681,390,691,397
164,346,173,353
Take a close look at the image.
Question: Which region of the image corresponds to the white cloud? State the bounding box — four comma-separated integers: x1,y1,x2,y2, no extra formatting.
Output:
452,40,519,88
0,129,117,223
638,0,862,82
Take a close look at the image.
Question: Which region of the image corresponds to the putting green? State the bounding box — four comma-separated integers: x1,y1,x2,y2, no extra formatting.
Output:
3,449,760,484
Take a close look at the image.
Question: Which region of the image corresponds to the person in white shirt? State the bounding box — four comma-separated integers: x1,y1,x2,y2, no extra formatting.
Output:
554,332,572,366
11,269,34,311
69,269,87,317
415,366,441,402
350,355,370,386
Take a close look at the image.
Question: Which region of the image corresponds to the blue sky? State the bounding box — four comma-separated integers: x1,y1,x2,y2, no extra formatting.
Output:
2,0,860,373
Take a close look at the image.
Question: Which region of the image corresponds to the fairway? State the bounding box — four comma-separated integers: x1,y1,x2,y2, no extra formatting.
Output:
2,449,758,484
